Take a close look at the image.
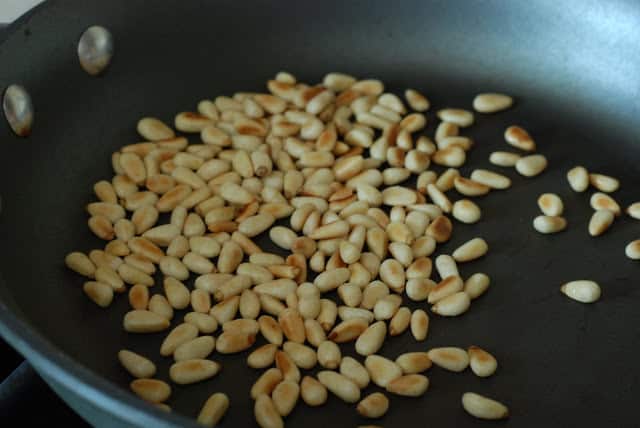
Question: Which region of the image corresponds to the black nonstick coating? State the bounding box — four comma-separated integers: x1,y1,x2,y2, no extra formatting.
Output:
1,0,639,427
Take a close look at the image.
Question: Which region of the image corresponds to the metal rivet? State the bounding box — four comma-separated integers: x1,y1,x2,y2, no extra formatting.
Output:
78,25,114,76
2,85,33,137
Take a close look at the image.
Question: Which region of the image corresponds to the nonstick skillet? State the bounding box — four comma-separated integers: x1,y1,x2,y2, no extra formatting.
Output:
0,0,639,426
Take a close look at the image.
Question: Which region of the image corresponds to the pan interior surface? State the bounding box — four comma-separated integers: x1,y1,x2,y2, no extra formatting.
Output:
0,0,639,426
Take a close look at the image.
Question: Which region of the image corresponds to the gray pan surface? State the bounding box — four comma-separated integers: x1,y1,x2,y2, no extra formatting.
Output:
0,0,639,426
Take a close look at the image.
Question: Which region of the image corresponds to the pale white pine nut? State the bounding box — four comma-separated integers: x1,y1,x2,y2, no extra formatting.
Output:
428,276,464,304
452,199,481,224
317,370,361,403
431,291,471,316
435,168,460,192
300,376,328,407
452,238,488,262
560,280,601,303
317,340,342,369
432,146,466,167
626,203,640,219
590,192,621,215
357,392,389,419
405,89,430,112
464,273,491,299
123,310,170,333
589,210,614,236
395,352,432,374
65,252,96,278
355,321,387,356
462,392,509,420
515,154,547,177
473,93,513,113
435,255,459,280
589,173,619,193
533,215,567,234
339,356,370,389
489,151,521,167
174,336,215,362
323,72,356,91
254,394,283,428
625,240,640,260
437,108,474,127
365,355,402,388
406,278,436,302
537,193,564,216
453,177,490,196
470,169,511,189
567,165,589,192
410,309,429,341
426,183,452,213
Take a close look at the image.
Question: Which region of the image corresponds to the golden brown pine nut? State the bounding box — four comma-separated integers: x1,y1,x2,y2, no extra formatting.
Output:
65,252,96,278
590,192,621,215
515,154,547,177
128,284,149,310
123,310,170,333
396,352,432,374
468,346,498,377
504,125,535,151
428,347,469,372
300,376,328,407
130,379,171,403
197,393,229,427
216,330,256,354
410,309,429,341
462,392,509,420
365,355,402,388
389,307,411,336
386,374,429,397
357,392,389,419
431,291,470,316
118,349,156,378
355,321,387,356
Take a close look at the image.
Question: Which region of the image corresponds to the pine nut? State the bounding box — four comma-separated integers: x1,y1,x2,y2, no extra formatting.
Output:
216,331,256,353
160,323,198,356
453,237,488,262
470,169,511,190
184,312,218,334
317,370,361,403
396,352,432,374
130,379,171,403
365,355,402,388
386,374,429,397
589,210,615,236
105,239,130,257
431,291,470,316
248,344,278,369
88,215,114,240
533,215,567,234
404,89,429,112
489,151,521,167
174,336,215,362
132,205,159,235
504,125,535,151
473,93,513,113
355,321,387,356
468,346,498,377
323,72,356,91
317,340,342,369
124,254,155,275
427,347,469,372
158,256,189,280
426,215,453,243
379,259,406,292
65,252,96,278
123,310,170,333
300,376,327,407
411,236,436,258
118,349,156,379
405,278,436,302
410,309,429,341
453,177,490,197
272,380,300,417
275,350,300,383
169,359,220,385
118,263,154,286
94,180,118,204
426,183,452,213
254,394,283,428
565,166,589,192
197,393,229,427
223,319,260,336
357,392,389,419
389,307,411,336
462,392,509,420
560,280,601,303
258,315,284,345
627,202,640,219
626,240,640,259
589,173,619,193
128,284,149,310
515,154,547,177
210,296,240,324
82,281,113,307
328,318,368,343
432,146,466,167
537,193,564,216
464,273,491,299
429,276,463,303
435,254,459,280
450,199,480,224
339,356,370,389
590,192,621,215
120,152,147,184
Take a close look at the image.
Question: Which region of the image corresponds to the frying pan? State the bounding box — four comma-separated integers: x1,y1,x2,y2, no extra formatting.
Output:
0,0,639,426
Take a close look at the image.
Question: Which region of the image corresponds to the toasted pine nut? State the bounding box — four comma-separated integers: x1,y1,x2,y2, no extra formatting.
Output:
223,318,259,336
565,165,589,192
429,276,464,304
388,306,411,336
88,216,114,240
119,152,147,184
451,199,480,224
357,392,389,419
276,350,301,383
257,315,284,345
453,177,490,197
197,393,229,427
278,308,305,344
128,284,149,310
533,215,567,234
248,343,278,369
379,259,406,292
411,236,436,258
272,380,300,417
105,239,129,257
300,376,328,407
406,278,436,302
515,154,547,177
537,193,564,216
467,345,498,378
589,210,615,236
328,318,368,343
216,330,256,353
396,352,432,374
118,263,154,286
82,281,113,307
432,146,466,167
166,235,189,258
365,355,402,388
174,336,215,362
251,367,283,400
428,347,469,372
169,359,220,385
626,240,640,259
254,394,283,428
337,356,370,390
130,379,171,403
314,267,350,293
437,108,473,127
65,252,96,278
317,370,361,403
210,296,240,324
462,392,509,420
435,254,459,280
504,125,535,151
94,180,118,204
131,205,158,235
431,291,470,316
386,374,429,397
123,310,170,333
160,322,199,357
184,312,217,334
410,309,429,341
560,280,601,303
304,319,327,348
590,192,621,215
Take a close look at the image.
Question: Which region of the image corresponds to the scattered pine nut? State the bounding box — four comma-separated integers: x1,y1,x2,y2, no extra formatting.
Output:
567,166,589,192
473,93,513,113
533,215,567,234
537,193,564,216
468,346,498,377
130,378,171,403
489,151,521,167
462,392,509,420
197,393,229,427
588,210,615,236
452,238,488,262
357,392,390,419
590,192,621,216
589,173,620,193
118,350,156,379
515,154,547,177
560,280,601,303
504,125,535,151
428,347,469,372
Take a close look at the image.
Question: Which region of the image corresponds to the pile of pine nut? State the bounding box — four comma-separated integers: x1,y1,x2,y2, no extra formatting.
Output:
63,71,545,427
